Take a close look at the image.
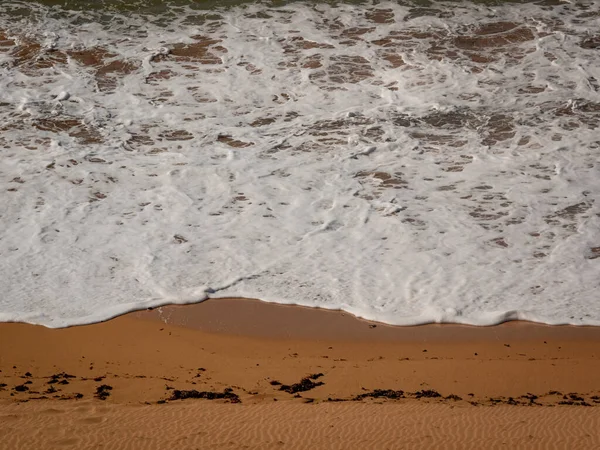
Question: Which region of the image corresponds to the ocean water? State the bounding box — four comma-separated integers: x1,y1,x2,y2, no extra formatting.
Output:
0,0,599,328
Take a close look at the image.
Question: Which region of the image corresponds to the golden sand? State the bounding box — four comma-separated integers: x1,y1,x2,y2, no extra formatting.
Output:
1,298,600,449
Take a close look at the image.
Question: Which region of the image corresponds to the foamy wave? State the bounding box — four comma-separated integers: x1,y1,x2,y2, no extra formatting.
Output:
0,1,599,328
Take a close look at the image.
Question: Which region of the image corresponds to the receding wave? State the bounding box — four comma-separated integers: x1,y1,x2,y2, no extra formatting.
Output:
0,0,599,327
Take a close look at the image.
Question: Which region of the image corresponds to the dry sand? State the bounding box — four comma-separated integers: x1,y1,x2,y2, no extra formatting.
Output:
1,298,600,449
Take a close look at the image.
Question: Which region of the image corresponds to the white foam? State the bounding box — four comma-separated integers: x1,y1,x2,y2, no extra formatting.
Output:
0,1,599,327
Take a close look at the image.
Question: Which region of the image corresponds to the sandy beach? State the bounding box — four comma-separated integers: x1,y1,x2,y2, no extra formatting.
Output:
1,298,600,449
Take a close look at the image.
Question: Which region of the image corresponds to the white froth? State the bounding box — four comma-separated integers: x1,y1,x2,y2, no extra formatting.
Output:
0,1,599,327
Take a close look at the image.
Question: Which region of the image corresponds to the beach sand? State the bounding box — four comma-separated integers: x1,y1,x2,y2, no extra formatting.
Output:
1,298,600,449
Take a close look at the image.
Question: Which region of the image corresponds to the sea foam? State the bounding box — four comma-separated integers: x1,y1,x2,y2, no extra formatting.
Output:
0,1,599,327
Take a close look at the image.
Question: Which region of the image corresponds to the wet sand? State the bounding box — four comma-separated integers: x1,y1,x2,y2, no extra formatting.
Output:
1,298,600,449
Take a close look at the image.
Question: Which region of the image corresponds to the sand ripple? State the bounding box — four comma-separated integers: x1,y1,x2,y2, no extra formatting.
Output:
1,401,600,449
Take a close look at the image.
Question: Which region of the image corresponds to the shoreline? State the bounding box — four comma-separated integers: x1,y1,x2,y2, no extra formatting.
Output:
2,297,600,448
134,297,600,341
7,294,600,331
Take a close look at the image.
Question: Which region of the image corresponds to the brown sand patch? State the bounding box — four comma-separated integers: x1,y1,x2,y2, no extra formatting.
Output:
340,27,375,42
126,133,154,150
145,69,173,84
519,85,547,94
410,132,467,147
237,61,262,74
159,130,194,141
282,37,334,53
68,47,139,91
481,114,515,145
311,116,372,134
250,117,277,127
311,55,374,84
381,52,405,68
0,31,15,50
421,110,481,130
217,135,253,148
580,35,600,49
366,9,395,25
474,22,521,36
32,118,102,145
355,171,407,189
454,25,535,50
165,36,223,64
279,38,332,70
301,54,323,69
6,39,67,74
588,247,600,260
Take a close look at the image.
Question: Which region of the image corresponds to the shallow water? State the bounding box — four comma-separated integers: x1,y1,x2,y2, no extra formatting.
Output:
0,0,599,327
